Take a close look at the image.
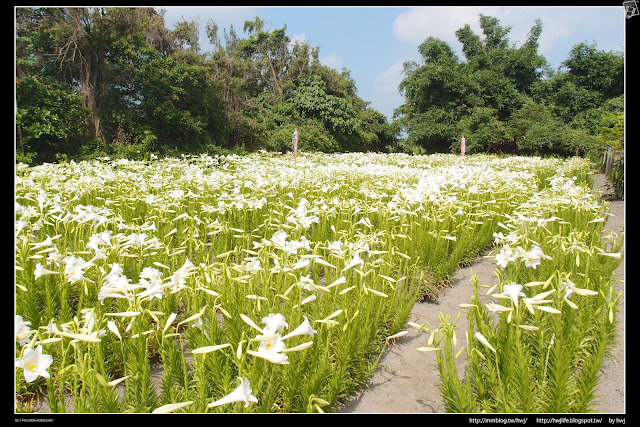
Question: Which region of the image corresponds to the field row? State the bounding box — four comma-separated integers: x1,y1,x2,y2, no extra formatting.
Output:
14,153,622,412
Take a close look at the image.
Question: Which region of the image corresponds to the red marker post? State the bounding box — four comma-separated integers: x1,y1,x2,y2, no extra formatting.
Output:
460,136,466,156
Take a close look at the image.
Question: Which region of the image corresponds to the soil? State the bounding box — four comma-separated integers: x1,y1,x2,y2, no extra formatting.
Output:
338,173,625,414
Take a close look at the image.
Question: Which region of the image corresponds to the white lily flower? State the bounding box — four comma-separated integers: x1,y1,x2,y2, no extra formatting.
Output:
256,333,286,354
153,401,194,414
327,240,343,254
138,279,165,300
15,345,54,383
261,313,288,335
495,246,515,268
327,276,347,288
564,279,599,296
474,332,496,353
291,258,311,270
15,315,32,346
500,283,526,306
485,303,514,314
298,275,316,292
282,316,317,340
245,259,263,274
281,341,314,352
247,349,289,364
240,314,264,333
34,262,58,280
208,377,258,408
29,235,54,249
535,306,562,314
162,313,177,335
191,343,231,354
106,375,130,387
299,294,317,305
342,253,364,272
63,255,92,283
523,245,545,269
107,320,121,341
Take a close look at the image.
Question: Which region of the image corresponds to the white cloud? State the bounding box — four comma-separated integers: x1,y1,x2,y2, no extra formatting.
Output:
160,6,266,52
289,32,308,46
372,60,407,120
393,6,502,47
531,7,624,59
160,6,264,29
374,60,404,95
320,53,344,70
392,6,623,66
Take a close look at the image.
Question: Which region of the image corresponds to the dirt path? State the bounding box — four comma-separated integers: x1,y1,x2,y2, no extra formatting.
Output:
591,173,625,413
339,173,625,414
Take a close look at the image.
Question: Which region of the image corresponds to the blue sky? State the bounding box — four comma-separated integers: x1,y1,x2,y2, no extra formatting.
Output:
160,6,625,122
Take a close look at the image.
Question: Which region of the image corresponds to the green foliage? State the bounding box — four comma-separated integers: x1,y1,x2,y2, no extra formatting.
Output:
15,74,90,164
457,107,512,154
15,9,622,164
297,124,341,153
607,158,624,200
597,112,624,151
15,7,394,164
396,14,623,158
135,52,226,151
398,109,459,154
289,75,360,136
510,99,567,154
563,42,624,100
597,112,624,199
531,74,600,124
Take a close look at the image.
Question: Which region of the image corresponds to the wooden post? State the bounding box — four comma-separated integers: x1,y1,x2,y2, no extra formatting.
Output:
604,146,614,176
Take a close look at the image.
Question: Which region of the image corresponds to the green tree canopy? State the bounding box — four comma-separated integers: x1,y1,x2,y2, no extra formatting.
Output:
394,14,621,157
16,9,623,164
15,7,396,164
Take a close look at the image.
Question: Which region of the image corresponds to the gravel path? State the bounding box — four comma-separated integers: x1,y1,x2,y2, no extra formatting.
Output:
339,173,625,414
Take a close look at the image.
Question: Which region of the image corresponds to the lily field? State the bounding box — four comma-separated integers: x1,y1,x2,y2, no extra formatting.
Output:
14,152,623,413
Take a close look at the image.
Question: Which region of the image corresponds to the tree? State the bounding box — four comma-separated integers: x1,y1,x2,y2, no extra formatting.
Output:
396,15,557,154
289,75,359,135
597,111,624,154
509,97,568,155
172,19,200,53
530,42,623,159
16,8,92,163
15,8,396,162
531,73,600,124
563,42,623,100
457,107,512,154
16,74,90,163
136,51,226,153
45,8,145,144
597,111,624,198
208,17,394,153
16,7,174,150
456,16,546,94
394,37,470,153
238,17,290,98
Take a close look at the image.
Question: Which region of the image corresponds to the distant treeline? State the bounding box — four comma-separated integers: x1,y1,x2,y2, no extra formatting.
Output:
16,8,623,164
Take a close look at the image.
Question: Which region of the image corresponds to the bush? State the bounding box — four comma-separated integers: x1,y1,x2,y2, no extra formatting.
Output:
607,158,624,199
